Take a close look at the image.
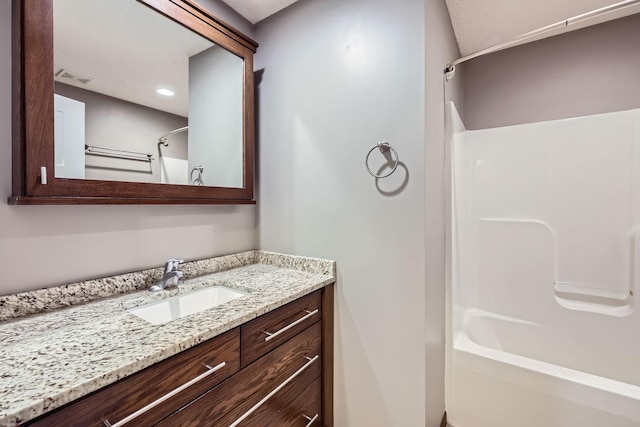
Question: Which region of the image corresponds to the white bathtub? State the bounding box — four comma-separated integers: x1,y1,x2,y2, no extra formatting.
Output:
446,103,640,426
447,310,640,427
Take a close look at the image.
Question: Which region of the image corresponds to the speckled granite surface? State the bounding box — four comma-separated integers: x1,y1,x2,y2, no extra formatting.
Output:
0,250,335,321
0,251,335,427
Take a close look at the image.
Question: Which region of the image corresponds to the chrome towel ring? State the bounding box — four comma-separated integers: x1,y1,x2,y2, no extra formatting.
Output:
365,141,399,178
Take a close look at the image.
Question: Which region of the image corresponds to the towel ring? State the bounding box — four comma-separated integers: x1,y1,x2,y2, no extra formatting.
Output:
365,141,399,178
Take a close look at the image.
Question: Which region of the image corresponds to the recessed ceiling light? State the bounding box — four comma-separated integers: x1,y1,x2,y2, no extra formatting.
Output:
156,88,175,97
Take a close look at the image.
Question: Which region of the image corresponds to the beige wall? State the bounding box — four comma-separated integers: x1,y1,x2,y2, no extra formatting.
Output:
462,13,640,130
0,1,256,295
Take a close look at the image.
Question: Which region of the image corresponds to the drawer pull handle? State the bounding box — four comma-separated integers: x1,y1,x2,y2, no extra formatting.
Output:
304,413,319,426
264,309,319,342
229,355,319,427
102,361,226,427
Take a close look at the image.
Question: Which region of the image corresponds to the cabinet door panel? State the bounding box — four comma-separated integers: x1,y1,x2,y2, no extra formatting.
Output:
28,329,240,427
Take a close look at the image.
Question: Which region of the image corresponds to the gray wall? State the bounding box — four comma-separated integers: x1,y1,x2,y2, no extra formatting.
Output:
0,0,256,295
55,83,188,183
3,0,463,424
189,45,244,188
256,0,436,424
426,1,462,426
196,0,255,38
463,13,640,130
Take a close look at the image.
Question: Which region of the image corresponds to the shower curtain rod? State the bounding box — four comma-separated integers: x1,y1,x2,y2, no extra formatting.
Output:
158,126,189,146
444,0,640,80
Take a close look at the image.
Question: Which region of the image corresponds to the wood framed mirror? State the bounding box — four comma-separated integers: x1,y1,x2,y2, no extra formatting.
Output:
11,0,258,205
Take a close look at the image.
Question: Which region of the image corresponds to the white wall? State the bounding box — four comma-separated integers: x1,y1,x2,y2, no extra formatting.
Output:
0,0,256,294
426,1,462,426
256,0,431,425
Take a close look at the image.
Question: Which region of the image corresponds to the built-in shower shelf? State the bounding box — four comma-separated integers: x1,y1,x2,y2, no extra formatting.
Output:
555,282,632,300
554,282,633,317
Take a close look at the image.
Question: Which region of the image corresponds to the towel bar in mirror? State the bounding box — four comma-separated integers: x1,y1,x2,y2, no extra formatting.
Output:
10,0,258,205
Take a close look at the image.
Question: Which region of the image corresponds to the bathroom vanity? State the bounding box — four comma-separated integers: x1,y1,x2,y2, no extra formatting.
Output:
0,252,335,426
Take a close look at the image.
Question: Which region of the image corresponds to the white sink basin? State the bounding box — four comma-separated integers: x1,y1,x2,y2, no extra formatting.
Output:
128,285,247,325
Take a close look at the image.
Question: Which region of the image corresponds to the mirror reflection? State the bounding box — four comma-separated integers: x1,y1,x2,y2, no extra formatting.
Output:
52,0,244,188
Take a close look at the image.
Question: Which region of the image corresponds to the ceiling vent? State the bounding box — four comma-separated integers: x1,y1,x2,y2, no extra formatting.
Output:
55,69,93,85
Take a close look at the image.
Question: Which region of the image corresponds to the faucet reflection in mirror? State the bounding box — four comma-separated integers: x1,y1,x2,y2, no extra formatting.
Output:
191,166,206,186
11,0,257,205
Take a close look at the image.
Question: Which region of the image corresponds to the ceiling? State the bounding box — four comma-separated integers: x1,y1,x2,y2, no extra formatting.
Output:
219,0,640,56
54,0,640,112
220,0,300,24
54,0,213,117
445,0,640,57
53,0,302,116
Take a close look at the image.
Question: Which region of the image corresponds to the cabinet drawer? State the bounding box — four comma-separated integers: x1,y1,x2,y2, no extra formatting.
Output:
29,328,240,427
279,378,322,426
157,322,322,426
238,376,321,426
241,290,321,366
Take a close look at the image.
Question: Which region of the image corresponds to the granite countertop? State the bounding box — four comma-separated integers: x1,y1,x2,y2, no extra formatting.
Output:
0,251,336,427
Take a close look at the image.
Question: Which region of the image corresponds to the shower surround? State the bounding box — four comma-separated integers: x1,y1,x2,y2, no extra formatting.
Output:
446,103,640,427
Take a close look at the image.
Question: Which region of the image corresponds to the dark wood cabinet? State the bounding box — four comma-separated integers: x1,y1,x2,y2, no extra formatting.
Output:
267,378,322,426
162,323,321,426
26,285,334,427
241,291,322,367
29,328,240,427
229,375,322,426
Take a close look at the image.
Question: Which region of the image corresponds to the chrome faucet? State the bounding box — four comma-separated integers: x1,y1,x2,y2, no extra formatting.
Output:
149,259,184,292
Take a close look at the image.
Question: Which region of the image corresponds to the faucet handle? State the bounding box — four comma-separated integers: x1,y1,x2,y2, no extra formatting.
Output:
164,259,184,274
